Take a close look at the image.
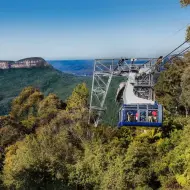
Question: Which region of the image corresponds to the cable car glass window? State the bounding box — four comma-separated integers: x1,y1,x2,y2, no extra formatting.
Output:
140,110,147,122
125,110,137,122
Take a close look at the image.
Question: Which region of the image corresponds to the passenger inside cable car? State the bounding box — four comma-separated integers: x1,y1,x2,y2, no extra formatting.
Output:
118,104,162,127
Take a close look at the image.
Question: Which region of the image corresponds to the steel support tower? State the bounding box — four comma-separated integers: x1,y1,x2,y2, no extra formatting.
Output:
89,58,158,127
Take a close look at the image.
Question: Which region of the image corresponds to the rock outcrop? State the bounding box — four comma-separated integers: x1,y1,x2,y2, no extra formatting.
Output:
0,57,48,69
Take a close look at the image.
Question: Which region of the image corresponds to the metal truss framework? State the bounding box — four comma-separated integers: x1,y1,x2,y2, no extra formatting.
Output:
89,58,157,127
134,72,154,100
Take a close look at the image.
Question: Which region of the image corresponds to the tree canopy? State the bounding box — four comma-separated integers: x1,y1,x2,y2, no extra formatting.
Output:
180,0,190,40
180,0,190,7
0,74,190,189
0,1,190,189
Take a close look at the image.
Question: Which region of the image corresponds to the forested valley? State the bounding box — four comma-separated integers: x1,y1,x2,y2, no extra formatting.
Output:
0,1,190,189
0,51,189,189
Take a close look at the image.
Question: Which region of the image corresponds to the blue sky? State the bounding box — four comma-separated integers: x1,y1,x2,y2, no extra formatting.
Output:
0,0,189,60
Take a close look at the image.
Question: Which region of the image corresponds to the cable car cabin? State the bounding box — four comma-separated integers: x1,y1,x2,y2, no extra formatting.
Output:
118,104,163,127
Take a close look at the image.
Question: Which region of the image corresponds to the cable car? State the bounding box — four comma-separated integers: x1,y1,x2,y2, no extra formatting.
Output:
118,103,163,127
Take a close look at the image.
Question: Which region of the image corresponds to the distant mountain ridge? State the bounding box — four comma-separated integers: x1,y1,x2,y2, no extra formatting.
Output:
48,60,94,76
0,57,48,69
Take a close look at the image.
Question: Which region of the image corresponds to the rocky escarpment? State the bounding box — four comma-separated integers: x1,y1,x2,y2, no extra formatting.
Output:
0,57,48,69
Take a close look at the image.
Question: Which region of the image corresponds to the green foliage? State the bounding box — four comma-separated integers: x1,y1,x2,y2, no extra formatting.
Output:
38,93,66,125
66,83,89,122
186,26,190,41
180,0,190,7
67,83,89,110
11,87,44,120
1,47,190,190
180,64,190,116
0,66,131,126
2,128,77,189
1,2,190,187
0,67,91,116
0,116,25,148
155,57,188,114
69,139,127,190
153,123,190,189
180,0,190,40
0,81,190,189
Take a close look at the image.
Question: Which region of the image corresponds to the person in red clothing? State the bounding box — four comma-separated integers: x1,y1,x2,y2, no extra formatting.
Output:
135,112,138,121
152,110,157,122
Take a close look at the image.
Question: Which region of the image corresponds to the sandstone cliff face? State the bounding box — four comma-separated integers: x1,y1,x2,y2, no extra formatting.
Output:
0,57,48,69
